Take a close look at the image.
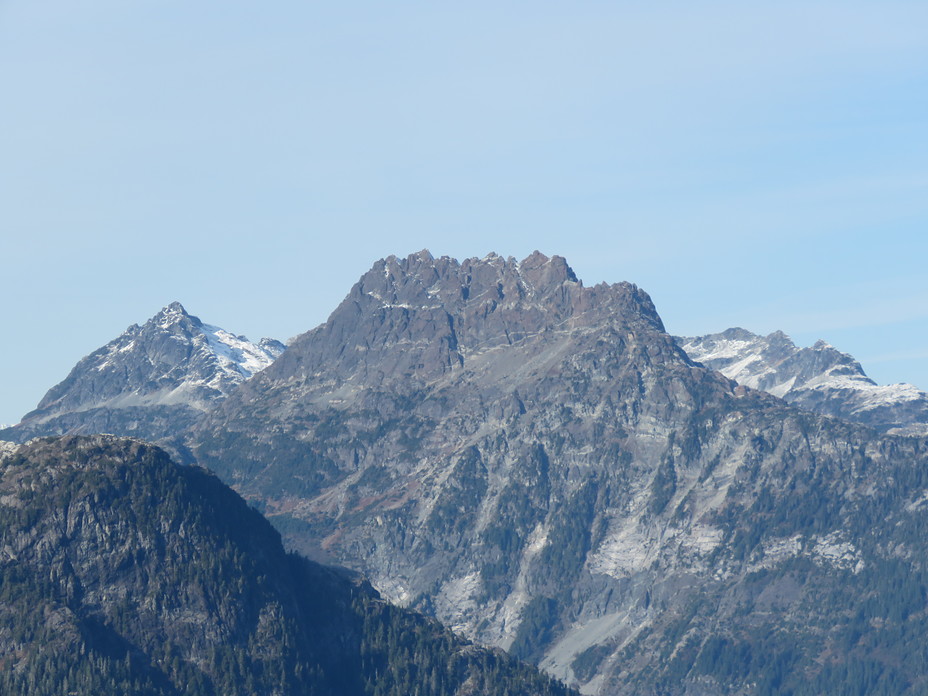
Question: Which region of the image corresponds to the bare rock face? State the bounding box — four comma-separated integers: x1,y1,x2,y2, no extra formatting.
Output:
4,302,284,443
264,250,644,390
678,328,928,435
189,251,928,694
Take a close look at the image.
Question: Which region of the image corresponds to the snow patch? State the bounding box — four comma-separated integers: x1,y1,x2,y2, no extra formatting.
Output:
681,338,755,363
767,376,797,398
717,355,768,386
365,291,443,311
200,323,282,381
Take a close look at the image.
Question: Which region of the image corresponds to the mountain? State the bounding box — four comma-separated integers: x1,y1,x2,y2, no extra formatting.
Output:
3,303,284,443
186,251,928,694
677,328,928,435
0,434,575,696
8,252,928,693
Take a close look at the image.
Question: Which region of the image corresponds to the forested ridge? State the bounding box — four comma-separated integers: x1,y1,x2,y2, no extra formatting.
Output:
0,435,575,696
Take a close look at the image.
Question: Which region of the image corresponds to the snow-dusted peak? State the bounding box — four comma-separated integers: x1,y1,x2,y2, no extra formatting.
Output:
159,300,189,317
10,304,286,442
679,328,868,390
130,303,284,390
678,328,928,433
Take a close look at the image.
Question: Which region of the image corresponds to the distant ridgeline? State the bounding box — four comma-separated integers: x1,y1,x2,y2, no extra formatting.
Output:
3,251,928,695
677,327,928,436
0,435,575,696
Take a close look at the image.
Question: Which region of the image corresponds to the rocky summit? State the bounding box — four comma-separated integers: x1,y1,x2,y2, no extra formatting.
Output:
677,328,928,436
3,302,284,443
188,251,928,694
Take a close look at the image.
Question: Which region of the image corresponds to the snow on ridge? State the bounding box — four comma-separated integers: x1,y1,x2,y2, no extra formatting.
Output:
200,323,284,382
715,354,770,386
681,338,756,363
679,328,928,429
93,339,138,372
810,378,927,413
682,329,901,396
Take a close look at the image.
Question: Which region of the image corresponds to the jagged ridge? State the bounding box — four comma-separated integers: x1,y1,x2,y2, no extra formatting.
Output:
187,251,928,694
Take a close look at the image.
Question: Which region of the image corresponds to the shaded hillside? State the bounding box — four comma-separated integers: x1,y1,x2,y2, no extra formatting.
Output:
0,435,574,696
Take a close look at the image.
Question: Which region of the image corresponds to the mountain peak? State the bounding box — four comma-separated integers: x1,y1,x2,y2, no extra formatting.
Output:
189,254,928,694
519,251,580,288
269,251,665,390
149,301,200,332
766,329,794,343
717,327,757,341
158,300,190,318
8,304,285,442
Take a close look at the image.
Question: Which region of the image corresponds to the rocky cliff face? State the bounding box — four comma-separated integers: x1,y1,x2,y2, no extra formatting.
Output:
4,302,284,443
189,251,928,694
678,328,928,435
0,435,575,696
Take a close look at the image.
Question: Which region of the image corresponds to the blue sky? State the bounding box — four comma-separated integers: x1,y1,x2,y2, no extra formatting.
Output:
1,1,926,424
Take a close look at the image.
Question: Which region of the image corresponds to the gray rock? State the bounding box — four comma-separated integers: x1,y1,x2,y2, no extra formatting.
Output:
187,251,928,693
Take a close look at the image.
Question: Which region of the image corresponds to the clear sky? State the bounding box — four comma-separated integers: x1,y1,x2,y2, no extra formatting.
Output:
1,1,926,425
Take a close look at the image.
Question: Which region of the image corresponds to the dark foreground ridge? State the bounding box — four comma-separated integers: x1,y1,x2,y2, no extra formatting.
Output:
0,435,575,696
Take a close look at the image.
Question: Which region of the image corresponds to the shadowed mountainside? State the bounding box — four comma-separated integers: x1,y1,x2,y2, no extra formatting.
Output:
0,434,575,696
